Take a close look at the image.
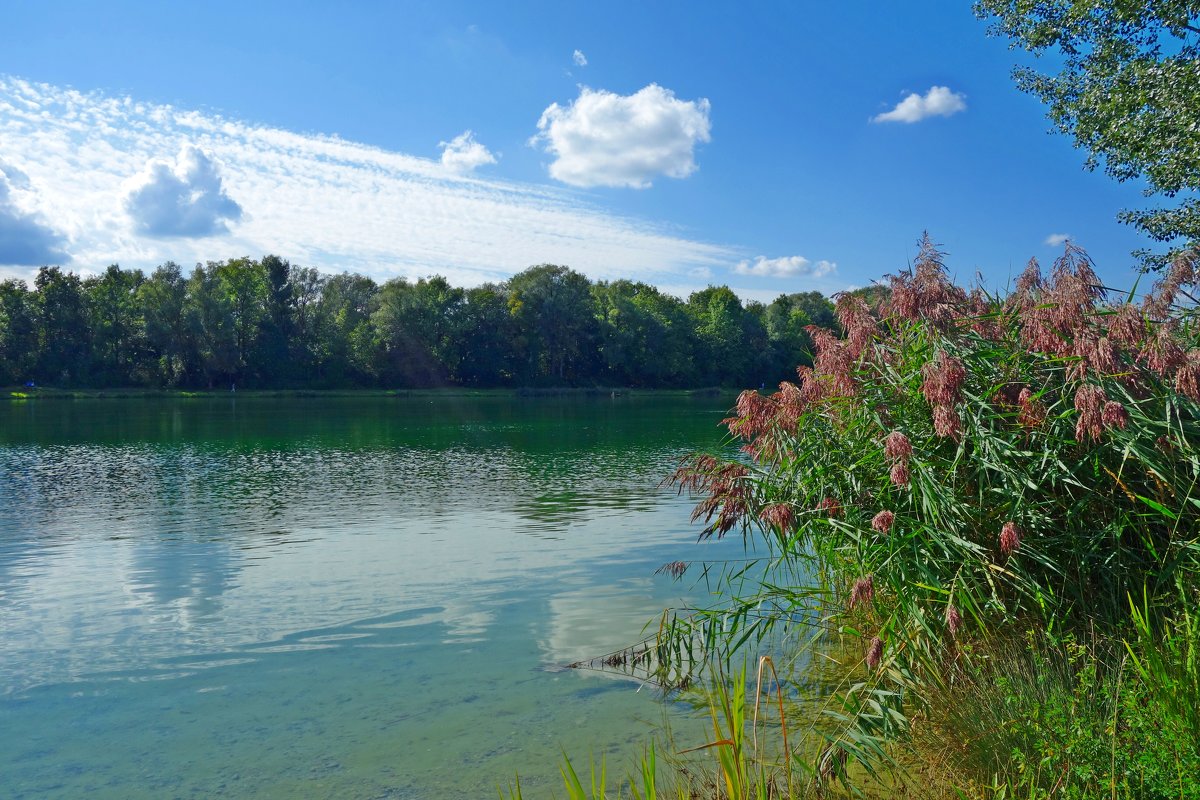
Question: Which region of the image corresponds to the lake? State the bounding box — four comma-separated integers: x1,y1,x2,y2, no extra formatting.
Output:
0,394,746,798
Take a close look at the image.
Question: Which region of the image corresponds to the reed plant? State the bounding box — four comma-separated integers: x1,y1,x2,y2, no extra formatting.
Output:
505,235,1200,797
656,236,1200,793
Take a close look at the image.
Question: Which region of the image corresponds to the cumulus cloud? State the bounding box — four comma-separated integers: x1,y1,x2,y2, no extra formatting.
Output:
572,49,587,67
733,255,836,279
0,76,732,285
531,84,711,188
872,86,967,124
124,145,243,237
0,158,69,266
439,130,497,173
1044,232,1071,247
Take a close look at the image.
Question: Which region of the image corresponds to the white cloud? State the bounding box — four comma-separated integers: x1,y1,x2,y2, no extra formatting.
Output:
732,255,836,279
1044,232,1071,247
572,49,588,67
124,144,243,237
438,130,497,173
531,84,711,188
872,86,967,124
0,76,733,285
0,158,69,266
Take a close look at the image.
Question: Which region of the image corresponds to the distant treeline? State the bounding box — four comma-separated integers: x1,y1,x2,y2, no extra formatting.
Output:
0,257,848,390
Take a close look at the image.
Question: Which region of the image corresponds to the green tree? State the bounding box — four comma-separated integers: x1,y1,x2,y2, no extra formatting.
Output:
687,285,764,387
506,265,598,383
976,0,1200,264
254,254,295,384
33,266,90,385
215,258,268,381
763,291,836,379
592,280,695,386
313,272,378,386
371,275,464,386
0,279,38,385
185,262,239,387
138,262,194,386
85,264,146,385
457,284,518,386
287,265,327,382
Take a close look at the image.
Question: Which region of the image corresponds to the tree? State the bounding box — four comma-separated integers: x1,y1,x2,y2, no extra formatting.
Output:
457,284,518,386
976,0,1200,265
592,280,695,386
763,291,836,379
33,266,90,385
0,279,38,385
687,286,761,387
255,254,295,384
371,276,464,386
313,272,378,386
506,265,598,383
215,258,268,380
287,265,327,381
139,263,194,386
85,264,146,385
185,262,239,387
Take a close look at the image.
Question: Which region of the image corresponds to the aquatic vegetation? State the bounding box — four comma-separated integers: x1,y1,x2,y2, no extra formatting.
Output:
645,235,1200,796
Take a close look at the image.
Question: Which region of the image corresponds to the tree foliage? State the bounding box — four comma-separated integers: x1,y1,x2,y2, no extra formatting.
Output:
976,0,1200,264
0,257,835,390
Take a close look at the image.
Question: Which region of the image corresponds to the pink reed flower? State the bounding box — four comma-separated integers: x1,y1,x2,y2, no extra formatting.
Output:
883,431,912,462
1140,325,1185,377
817,497,842,518
1176,350,1200,402
865,636,884,670
871,510,895,534
945,604,963,638
1101,401,1128,430
1074,384,1107,442
848,575,874,610
759,503,794,533
921,352,967,406
999,521,1022,556
1017,387,1046,428
933,404,961,439
1106,303,1145,348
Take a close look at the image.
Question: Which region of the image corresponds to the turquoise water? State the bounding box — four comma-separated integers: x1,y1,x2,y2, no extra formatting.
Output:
0,395,744,798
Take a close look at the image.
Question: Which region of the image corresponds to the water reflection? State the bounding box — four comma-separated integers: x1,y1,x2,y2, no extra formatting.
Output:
0,395,740,798
127,537,238,626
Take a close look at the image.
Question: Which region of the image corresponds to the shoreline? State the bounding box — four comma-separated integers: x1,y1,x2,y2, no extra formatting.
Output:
4,385,735,401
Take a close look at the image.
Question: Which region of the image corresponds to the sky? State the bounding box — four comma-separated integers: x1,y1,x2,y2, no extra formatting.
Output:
0,1,1167,302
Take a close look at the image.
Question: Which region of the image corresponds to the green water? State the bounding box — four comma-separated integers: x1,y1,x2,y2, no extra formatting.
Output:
0,394,746,798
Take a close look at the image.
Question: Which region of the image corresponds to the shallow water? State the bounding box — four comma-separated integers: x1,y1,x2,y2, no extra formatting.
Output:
0,394,746,798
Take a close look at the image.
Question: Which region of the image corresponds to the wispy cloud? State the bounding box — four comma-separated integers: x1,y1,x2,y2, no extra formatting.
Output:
438,130,497,173
872,86,967,124
531,84,711,188
0,76,732,284
124,145,243,238
733,255,836,279
0,158,69,266
1044,232,1071,247
572,49,587,67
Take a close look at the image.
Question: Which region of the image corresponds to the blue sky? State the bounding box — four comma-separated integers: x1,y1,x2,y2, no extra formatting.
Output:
0,1,1161,300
